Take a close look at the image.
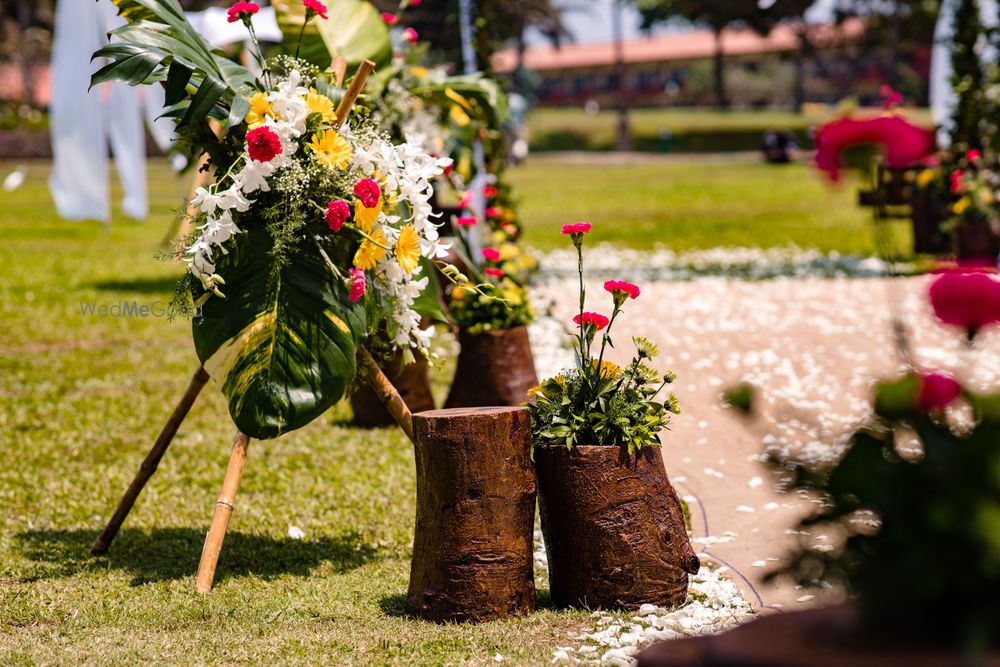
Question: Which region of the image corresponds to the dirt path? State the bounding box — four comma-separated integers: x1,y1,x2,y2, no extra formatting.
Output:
535,274,1000,611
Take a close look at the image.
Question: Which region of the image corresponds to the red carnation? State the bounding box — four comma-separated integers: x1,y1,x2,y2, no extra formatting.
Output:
950,170,965,194
325,199,350,232
929,270,1000,336
916,372,962,411
303,0,328,20
459,192,472,208
483,185,498,198
381,12,398,25
604,279,641,301
402,27,418,43
485,206,502,218
481,247,501,262
353,178,381,208
573,312,609,331
484,267,504,278
246,126,282,163
966,149,982,162
455,215,478,227
561,222,592,235
348,268,366,302
227,1,259,23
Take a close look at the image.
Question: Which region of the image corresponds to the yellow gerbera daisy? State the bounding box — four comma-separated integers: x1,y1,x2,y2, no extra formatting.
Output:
309,130,352,170
354,227,387,270
305,89,337,124
395,225,421,274
354,199,382,232
245,92,273,129
591,359,622,379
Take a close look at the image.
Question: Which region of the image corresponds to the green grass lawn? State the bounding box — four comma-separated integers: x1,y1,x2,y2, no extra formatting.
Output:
509,158,910,255
0,156,898,664
526,107,933,152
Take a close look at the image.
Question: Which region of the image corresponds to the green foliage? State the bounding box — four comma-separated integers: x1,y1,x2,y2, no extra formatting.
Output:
274,0,391,69
449,278,534,334
768,377,1000,649
950,0,986,151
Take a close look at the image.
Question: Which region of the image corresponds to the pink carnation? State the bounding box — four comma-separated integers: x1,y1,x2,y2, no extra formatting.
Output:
561,222,592,235
604,280,640,300
929,270,1000,335
573,311,609,331
916,372,962,411
402,27,418,43
325,199,350,232
483,185,498,198
303,0,328,19
484,267,504,278
381,12,398,25
455,215,478,227
353,178,381,208
227,1,259,23
485,206,503,218
481,247,501,262
966,149,982,162
348,268,366,302
246,126,282,163
950,170,965,194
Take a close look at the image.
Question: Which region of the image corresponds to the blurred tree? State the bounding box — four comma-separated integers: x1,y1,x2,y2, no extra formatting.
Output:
948,0,984,150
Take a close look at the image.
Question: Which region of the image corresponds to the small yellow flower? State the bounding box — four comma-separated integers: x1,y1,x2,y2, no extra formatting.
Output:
527,384,543,397
451,285,472,301
395,225,421,274
916,169,936,188
309,130,352,170
245,93,273,129
354,199,382,232
979,188,994,205
408,66,429,79
952,196,971,215
449,104,471,127
591,359,622,379
354,226,387,270
305,89,337,124
499,243,519,261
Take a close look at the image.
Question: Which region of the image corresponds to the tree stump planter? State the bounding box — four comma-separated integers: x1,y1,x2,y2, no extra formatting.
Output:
349,351,435,428
956,221,1000,262
444,326,538,408
534,444,700,610
910,189,950,255
406,407,536,623
636,603,998,667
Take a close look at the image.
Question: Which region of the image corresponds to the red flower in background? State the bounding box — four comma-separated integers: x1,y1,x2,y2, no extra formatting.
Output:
966,149,982,162
604,280,641,300
814,116,935,182
916,372,962,411
929,270,1000,336
454,215,478,227
573,312,609,331
485,206,503,218
246,126,282,163
481,247,501,262
950,170,965,194
303,0,328,20
325,200,350,231
402,27,418,43
381,12,398,25
879,84,903,109
484,267,504,278
353,178,381,208
348,268,366,302
483,185,498,198
561,222,592,235
227,1,259,23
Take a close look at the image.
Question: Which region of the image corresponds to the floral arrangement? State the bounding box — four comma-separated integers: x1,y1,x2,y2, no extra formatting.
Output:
916,148,1000,242
527,224,679,453
94,0,452,438
754,267,1000,648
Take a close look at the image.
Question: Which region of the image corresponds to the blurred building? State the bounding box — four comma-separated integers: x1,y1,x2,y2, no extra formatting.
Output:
492,19,926,109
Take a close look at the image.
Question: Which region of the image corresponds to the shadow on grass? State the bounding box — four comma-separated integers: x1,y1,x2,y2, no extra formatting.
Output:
377,587,558,620
15,527,381,586
90,276,181,294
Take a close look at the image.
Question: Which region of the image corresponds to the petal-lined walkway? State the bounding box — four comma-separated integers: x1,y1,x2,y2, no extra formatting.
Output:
534,273,1000,612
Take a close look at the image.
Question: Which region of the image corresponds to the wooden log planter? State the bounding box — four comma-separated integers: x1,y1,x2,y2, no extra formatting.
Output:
534,444,700,610
444,326,538,408
349,350,435,428
406,407,536,623
956,220,1000,262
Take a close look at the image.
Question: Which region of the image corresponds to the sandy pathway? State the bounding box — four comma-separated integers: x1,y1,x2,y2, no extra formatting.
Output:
534,274,1000,611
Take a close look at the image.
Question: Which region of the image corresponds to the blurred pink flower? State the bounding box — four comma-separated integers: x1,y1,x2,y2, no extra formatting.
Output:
814,116,935,182
916,372,961,411
929,270,1000,335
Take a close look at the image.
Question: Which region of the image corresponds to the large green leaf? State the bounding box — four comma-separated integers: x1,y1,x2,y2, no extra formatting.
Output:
273,0,391,69
411,74,511,127
192,230,367,440
93,0,256,130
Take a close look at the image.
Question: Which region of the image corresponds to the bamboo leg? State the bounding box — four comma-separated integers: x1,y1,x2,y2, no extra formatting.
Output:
359,346,415,444
90,366,210,555
195,430,251,593
333,59,376,130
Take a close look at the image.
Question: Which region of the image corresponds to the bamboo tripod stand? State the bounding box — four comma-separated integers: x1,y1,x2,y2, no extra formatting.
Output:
90,61,415,593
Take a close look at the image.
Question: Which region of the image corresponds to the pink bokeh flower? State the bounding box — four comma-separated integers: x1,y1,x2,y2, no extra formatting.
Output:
484,267,504,278
561,222,592,235
402,27,418,43
929,270,1000,336
483,185,498,198
481,247,501,262
485,206,503,218
380,12,398,25
348,268,366,302
916,372,962,411
950,170,965,194
303,0,328,20
454,215,478,227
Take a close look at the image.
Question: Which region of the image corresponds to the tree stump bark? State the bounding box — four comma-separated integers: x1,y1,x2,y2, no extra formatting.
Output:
350,351,434,428
407,407,536,623
535,444,700,610
444,327,538,409
910,189,949,255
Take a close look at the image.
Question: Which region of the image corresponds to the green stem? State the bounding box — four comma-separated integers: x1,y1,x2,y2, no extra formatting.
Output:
295,20,308,60
593,305,620,383
576,241,586,370
246,22,270,89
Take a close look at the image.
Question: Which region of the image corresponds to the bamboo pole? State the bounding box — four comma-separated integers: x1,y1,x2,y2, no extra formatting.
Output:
90,366,210,555
195,430,251,593
333,59,376,130
329,55,348,88
359,347,415,444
